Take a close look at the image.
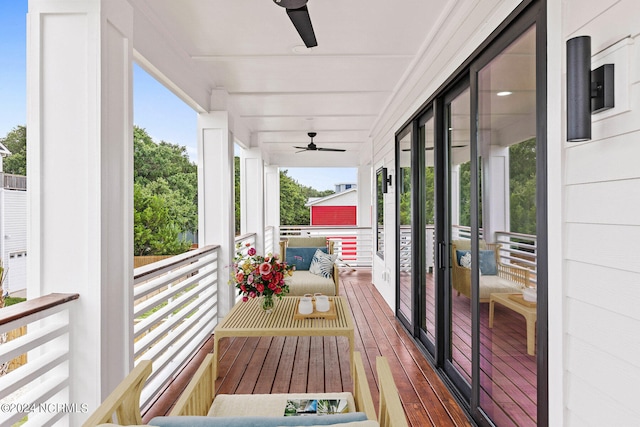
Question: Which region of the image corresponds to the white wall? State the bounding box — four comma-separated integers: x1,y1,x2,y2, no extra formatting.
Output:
2,190,27,293
561,0,640,424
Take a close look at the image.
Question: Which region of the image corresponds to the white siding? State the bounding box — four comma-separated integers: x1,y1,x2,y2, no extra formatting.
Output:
2,190,27,292
562,0,640,423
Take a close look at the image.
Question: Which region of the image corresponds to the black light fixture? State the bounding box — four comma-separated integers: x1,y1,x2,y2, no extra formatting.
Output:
566,36,615,142
381,167,392,194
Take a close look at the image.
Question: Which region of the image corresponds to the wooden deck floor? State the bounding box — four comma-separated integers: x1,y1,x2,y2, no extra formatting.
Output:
143,268,471,426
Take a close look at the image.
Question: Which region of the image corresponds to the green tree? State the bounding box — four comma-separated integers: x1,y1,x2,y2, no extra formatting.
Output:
133,126,197,255
510,138,537,235
134,183,190,255
0,125,27,175
279,170,310,225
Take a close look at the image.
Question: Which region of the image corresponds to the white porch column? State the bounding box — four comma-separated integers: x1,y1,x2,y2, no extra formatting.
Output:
26,0,134,419
357,164,372,228
198,111,236,320
482,144,510,243
240,148,265,255
264,165,281,255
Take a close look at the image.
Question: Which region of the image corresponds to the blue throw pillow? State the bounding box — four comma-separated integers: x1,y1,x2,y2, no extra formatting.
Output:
149,412,368,427
285,247,327,271
479,250,497,275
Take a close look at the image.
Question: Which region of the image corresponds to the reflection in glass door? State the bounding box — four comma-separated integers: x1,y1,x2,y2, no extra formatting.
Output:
419,116,436,346
445,87,473,394
476,26,538,425
397,129,413,329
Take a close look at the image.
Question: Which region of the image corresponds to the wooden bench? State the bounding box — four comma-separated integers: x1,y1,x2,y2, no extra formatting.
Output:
82,352,408,427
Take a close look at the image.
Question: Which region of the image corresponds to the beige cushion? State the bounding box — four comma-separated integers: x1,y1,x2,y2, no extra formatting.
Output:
479,275,523,299
285,271,336,296
208,392,356,417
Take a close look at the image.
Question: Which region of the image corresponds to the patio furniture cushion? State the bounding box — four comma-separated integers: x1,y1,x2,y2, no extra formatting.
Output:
209,392,356,417
284,270,337,296
479,250,498,275
286,247,328,271
149,412,368,427
455,249,498,275
309,249,338,279
477,275,523,300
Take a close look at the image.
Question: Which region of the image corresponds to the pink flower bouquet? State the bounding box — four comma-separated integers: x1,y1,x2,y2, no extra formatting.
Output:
231,243,294,302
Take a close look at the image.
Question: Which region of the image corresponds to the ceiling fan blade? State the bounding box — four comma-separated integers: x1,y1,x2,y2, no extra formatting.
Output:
317,148,346,152
293,146,309,150
286,6,317,48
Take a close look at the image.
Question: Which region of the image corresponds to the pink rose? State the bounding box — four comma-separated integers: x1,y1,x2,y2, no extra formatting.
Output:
236,272,244,283
249,291,256,298
275,287,282,294
247,274,254,284
242,296,249,302
248,247,256,256
256,284,265,293
259,262,272,276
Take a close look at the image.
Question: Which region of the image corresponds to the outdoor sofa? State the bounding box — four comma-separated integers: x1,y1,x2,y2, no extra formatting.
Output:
451,239,531,302
83,351,408,427
279,236,340,296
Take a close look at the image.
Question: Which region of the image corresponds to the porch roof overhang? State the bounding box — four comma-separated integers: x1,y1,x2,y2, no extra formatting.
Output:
129,0,451,168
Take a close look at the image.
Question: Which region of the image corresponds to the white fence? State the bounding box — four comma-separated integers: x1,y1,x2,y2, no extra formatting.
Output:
0,293,79,427
279,226,374,267
133,245,219,409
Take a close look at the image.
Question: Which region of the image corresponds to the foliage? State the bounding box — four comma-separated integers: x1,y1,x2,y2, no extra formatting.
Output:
133,126,197,255
279,170,332,225
0,125,27,176
510,138,537,235
458,161,471,227
134,182,191,256
231,244,294,302
399,167,411,225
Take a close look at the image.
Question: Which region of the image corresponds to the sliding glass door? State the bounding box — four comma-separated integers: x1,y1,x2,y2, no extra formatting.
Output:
394,1,546,425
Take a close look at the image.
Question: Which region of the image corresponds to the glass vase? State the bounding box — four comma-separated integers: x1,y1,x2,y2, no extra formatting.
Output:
261,294,275,314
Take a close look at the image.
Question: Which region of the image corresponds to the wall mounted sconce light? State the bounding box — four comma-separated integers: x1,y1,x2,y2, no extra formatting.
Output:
566,36,615,142
381,167,392,194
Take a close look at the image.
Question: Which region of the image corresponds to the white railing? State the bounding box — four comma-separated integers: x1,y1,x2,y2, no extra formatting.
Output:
495,231,537,286
452,226,537,286
133,245,219,409
0,293,79,427
279,226,374,267
399,226,411,272
264,226,275,256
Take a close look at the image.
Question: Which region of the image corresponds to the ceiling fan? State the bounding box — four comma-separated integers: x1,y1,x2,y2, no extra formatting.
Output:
295,132,345,153
273,0,317,48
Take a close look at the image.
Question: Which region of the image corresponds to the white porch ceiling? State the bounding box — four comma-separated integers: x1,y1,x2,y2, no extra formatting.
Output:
131,0,449,167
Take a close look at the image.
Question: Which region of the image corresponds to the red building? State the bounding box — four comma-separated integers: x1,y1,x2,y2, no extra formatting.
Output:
306,188,357,226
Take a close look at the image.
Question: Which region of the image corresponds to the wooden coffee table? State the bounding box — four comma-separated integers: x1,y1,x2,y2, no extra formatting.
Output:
212,296,355,382
489,293,537,356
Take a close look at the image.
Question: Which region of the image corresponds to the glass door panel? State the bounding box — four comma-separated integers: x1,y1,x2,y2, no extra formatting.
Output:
476,26,538,425
397,130,413,327
420,117,436,345
446,87,472,388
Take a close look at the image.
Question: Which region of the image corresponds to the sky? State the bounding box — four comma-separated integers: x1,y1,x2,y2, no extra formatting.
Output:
0,1,355,192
